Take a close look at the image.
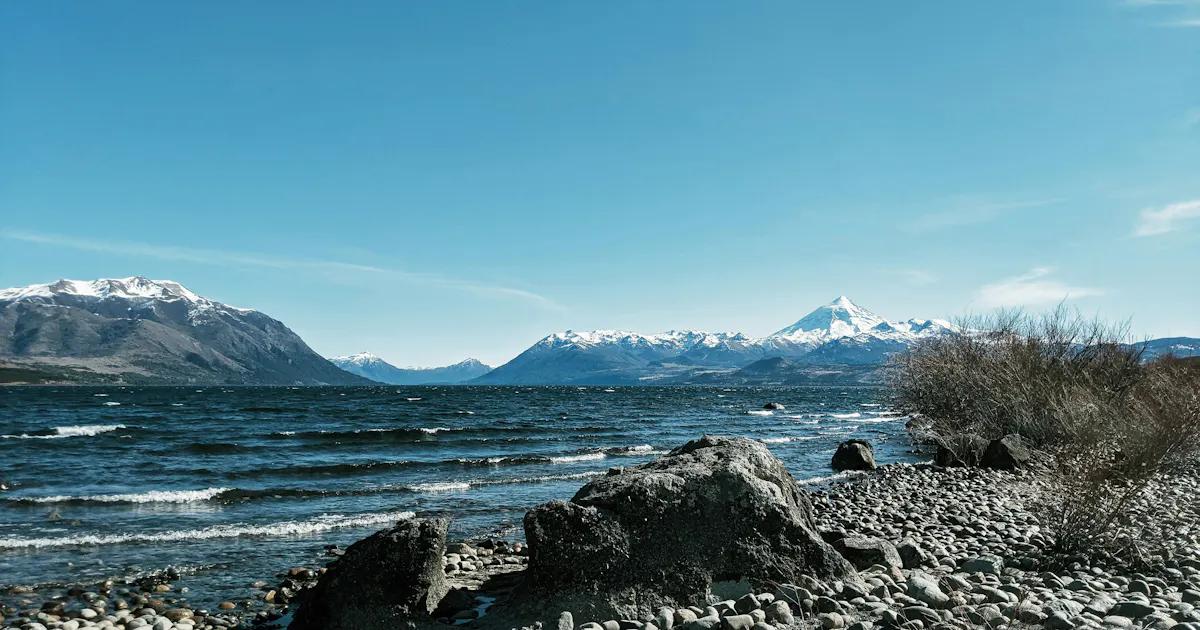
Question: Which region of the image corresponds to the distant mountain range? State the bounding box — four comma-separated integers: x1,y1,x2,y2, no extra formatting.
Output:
331,352,492,384
0,277,370,385
2,279,1195,386
473,296,957,384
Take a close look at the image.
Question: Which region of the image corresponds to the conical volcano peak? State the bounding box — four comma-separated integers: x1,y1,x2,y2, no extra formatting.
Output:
770,296,885,339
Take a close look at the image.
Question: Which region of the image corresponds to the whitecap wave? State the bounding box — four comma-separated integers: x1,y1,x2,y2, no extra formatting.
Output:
0,511,415,549
24,487,232,504
797,471,863,485
2,424,126,440
746,410,774,416
606,444,662,455
418,427,453,434
759,436,818,444
480,471,601,485
829,412,862,419
406,482,470,493
102,401,121,406
550,452,607,463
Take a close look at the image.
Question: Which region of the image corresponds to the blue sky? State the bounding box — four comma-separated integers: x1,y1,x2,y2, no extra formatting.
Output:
2,1,1198,366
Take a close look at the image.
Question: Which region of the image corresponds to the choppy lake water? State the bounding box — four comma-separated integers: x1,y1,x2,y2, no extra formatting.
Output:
0,385,916,609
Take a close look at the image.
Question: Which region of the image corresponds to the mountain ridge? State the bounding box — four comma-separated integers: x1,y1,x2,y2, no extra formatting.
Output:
0,277,373,385
473,297,955,384
330,352,492,384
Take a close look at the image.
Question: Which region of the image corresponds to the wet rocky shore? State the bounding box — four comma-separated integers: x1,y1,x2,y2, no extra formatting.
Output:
5,436,1200,630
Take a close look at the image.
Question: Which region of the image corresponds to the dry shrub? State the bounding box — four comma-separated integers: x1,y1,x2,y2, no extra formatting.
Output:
889,307,1200,564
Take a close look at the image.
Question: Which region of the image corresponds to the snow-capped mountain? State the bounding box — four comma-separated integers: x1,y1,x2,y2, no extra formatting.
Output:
0,277,371,385
475,297,955,384
331,352,492,384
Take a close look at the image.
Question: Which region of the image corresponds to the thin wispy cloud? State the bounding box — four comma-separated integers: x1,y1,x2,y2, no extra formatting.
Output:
1,229,563,310
906,198,1065,234
1133,199,1200,237
1121,0,1200,26
975,267,1103,309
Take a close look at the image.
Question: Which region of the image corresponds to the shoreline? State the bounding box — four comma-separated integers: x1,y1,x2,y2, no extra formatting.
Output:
6,451,1198,630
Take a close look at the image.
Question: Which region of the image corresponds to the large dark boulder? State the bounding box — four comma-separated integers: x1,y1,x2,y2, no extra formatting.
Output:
290,517,449,630
518,435,853,620
980,434,1032,470
933,434,988,467
831,439,876,471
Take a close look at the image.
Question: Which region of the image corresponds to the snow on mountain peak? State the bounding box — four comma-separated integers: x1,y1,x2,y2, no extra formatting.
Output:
769,296,885,341
0,277,251,313
334,351,384,366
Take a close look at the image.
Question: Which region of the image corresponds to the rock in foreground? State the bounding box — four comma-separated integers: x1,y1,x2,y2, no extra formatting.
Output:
290,517,449,630
831,439,876,471
518,435,853,620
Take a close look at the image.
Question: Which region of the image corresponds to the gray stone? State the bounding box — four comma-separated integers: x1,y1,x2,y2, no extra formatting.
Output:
895,539,928,569
831,440,876,471
906,571,950,608
960,555,1003,575
980,434,1031,470
832,537,902,570
816,597,844,615
1044,611,1075,630
520,436,853,620
901,606,942,625
764,602,792,626
1109,600,1156,618
720,615,755,630
289,517,449,630
656,607,675,630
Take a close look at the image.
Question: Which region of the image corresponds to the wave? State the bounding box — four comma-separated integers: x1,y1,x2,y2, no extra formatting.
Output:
549,452,606,463
184,442,256,455
0,511,415,550
829,412,862,419
2,424,126,440
797,471,864,485
746,410,774,416
759,436,818,444
16,487,232,505
269,427,458,443
102,402,121,407
405,482,471,492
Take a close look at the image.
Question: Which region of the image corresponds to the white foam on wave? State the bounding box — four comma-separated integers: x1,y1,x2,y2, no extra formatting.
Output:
746,410,774,416
486,471,601,485
407,482,470,493
829,412,862,419
419,427,453,434
102,401,121,406
759,436,818,444
797,471,863,485
93,393,109,397
550,452,607,464
2,424,126,440
0,510,415,550
609,444,661,455
406,397,422,402
26,487,231,504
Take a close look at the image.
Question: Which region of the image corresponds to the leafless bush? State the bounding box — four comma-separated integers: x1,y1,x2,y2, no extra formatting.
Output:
888,306,1200,564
